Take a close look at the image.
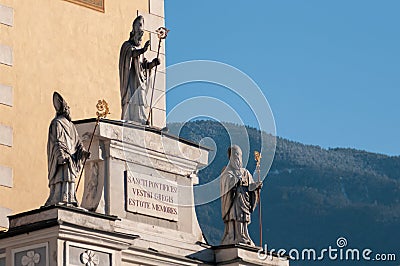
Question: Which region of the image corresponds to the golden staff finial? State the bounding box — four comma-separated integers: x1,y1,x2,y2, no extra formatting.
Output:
254,150,262,168
156,27,170,40
96,99,110,118
146,27,170,126
76,100,110,191
254,150,263,247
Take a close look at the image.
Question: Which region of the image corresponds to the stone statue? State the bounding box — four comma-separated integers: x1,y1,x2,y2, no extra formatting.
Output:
44,92,89,207
220,145,262,246
119,15,160,124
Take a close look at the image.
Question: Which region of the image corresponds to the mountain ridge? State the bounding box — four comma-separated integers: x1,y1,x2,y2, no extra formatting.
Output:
168,120,400,266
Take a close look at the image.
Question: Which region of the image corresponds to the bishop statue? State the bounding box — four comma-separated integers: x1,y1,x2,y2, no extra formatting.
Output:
119,15,160,124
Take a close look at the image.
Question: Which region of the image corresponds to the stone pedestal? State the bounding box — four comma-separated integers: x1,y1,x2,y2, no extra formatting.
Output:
0,120,290,266
0,205,135,266
75,119,209,242
76,119,214,263
0,206,289,266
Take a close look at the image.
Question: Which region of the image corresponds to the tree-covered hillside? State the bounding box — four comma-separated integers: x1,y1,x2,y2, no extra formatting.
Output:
169,120,400,266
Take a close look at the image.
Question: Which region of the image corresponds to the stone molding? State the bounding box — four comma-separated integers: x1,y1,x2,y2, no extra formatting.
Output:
3,206,136,250
76,119,208,175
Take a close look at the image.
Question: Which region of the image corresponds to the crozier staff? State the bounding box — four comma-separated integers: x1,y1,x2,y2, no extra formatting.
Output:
146,26,169,125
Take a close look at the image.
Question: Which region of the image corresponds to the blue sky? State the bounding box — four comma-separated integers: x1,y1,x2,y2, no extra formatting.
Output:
164,1,400,155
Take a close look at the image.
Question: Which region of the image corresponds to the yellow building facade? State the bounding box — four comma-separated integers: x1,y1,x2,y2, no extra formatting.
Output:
0,0,166,229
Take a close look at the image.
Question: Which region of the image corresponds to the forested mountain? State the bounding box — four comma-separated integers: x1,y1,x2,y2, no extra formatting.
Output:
168,120,400,266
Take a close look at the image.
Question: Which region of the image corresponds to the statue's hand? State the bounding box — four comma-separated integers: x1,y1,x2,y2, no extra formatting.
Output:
143,40,150,52
152,58,161,66
83,150,91,159
250,181,262,191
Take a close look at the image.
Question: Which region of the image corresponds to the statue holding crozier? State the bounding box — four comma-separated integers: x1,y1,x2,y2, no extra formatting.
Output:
119,15,161,124
44,92,90,207
220,145,262,246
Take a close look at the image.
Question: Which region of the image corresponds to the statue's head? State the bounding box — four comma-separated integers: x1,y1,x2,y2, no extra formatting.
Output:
228,145,243,170
53,92,71,121
130,15,144,46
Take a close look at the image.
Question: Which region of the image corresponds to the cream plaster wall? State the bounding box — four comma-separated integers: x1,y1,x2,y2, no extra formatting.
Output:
0,0,165,219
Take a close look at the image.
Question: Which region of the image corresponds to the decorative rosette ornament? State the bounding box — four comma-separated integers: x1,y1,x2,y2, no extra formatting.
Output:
21,250,40,266
80,250,99,266
156,26,170,40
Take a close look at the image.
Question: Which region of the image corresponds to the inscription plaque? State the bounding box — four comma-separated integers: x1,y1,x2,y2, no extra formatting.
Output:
125,171,178,221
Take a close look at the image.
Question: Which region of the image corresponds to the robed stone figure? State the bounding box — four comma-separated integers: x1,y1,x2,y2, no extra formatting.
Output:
220,145,261,246
44,92,89,206
119,15,160,124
